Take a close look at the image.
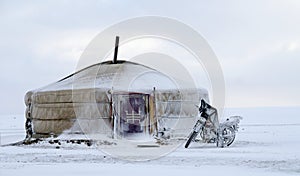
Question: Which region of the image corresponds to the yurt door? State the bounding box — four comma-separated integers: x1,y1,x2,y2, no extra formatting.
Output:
113,93,153,139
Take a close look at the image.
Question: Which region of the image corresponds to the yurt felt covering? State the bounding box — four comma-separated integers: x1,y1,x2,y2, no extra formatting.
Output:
25,61,209,139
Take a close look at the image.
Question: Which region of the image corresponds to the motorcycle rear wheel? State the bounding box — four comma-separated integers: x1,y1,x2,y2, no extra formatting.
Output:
223,127,236,146
217,127,236,147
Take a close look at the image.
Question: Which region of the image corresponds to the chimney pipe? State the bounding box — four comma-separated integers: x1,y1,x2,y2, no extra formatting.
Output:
113,36,119,64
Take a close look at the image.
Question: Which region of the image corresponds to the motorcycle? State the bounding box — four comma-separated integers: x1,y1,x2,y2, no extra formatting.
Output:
185,99,242,148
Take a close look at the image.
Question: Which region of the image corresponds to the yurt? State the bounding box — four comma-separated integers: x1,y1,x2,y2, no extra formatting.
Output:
24,36,209,142
24,60,209,141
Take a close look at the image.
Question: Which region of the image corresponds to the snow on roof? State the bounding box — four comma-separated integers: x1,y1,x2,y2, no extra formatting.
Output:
35,61,207,94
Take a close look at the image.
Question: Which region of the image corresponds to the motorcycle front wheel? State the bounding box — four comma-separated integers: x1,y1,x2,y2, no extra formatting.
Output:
185,131,198,148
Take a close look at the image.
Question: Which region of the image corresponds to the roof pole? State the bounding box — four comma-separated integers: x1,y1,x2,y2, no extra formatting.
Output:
113,36,119,64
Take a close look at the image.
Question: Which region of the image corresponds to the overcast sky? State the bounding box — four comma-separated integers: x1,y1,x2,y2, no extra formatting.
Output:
0,0,300,115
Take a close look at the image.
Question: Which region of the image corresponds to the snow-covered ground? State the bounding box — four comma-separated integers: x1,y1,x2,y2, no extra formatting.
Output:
1,107,300,176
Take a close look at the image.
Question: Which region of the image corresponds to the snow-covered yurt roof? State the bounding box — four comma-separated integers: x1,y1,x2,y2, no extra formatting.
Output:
33,60,199,94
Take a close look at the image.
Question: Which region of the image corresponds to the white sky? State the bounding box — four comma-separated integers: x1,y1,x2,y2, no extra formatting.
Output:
0,0,300,115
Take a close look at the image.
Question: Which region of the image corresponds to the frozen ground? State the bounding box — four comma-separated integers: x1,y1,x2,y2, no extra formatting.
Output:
1,107,300,176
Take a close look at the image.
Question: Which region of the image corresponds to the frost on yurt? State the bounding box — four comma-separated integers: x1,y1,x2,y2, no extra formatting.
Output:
25,60,209,142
